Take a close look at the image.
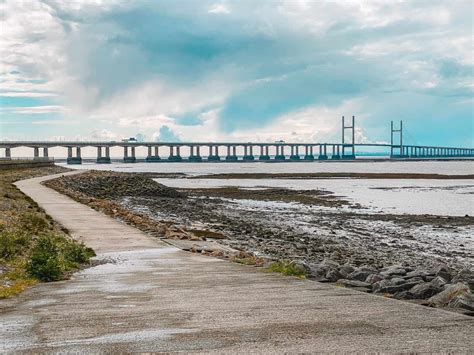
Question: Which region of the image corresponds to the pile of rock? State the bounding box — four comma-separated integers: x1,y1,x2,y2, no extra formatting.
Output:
53,171,185,200
299,260,473,313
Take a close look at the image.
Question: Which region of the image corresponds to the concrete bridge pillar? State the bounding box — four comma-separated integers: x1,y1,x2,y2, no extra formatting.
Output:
123,146,136,163
168,145,182,162
290,145,300,161
34,147,39,159
189,145,202,162
208,145,220,161
67,146,82,164
243,145,255,161
146,145,161,162
226,145,238,161
331,144,340,160
259,145,270,161
97,146,111,164
275,145,285,160
4,147,11,159
304,145,315,161
43,147,48,157
318,144,328,160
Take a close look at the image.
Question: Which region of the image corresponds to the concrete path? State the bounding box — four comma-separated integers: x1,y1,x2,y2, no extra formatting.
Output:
1,172,473,353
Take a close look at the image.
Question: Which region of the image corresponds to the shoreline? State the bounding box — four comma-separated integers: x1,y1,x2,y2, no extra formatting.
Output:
44,170,474,315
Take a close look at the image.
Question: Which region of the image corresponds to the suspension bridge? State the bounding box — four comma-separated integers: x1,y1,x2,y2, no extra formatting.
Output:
1,117,473,164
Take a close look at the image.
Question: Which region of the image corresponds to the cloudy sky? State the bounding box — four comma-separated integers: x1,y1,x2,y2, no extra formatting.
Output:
1,0,473,146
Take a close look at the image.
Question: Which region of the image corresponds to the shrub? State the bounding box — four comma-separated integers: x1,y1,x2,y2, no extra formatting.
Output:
63,242,95,266
0,230,29,260
27,234,64,281
267,260,306,278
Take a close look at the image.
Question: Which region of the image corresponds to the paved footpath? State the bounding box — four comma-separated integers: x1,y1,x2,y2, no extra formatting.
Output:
1,172,473,353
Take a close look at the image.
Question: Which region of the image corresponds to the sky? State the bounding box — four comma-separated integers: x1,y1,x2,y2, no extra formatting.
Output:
0,0,473,146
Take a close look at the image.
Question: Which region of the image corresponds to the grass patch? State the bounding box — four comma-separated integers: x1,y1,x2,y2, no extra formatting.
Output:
0,166,95,298
266,260,306,278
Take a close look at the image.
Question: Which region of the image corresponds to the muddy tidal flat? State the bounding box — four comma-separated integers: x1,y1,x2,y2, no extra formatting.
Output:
58,161,474,313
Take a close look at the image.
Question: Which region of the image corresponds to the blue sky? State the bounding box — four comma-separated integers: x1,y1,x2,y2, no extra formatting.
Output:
0,0,473,146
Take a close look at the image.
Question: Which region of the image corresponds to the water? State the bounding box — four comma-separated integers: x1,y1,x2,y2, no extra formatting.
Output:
62,161,474,216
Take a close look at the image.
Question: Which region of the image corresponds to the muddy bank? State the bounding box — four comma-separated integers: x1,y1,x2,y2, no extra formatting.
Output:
189,172,474,180
45,171,474,314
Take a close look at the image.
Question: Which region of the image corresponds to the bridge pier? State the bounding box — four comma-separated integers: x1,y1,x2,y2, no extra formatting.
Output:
304,145,315,161
188,146,202,162
208,145,221,161
331,145,341,160
243,145,255,161
146,146,161,162
67,146,82,164
318,144,328,160
290,145,300,161
167,146,182,162
96,146,111,163
225,145,238,161
275,145,285,160
123,146,136,163
259,145,270,160
2,147,12,160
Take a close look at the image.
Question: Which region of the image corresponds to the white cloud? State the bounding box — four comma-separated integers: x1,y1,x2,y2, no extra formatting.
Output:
208,4,230,14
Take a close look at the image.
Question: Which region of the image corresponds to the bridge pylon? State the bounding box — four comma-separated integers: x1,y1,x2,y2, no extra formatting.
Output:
341,115,356,159
390,120,409,158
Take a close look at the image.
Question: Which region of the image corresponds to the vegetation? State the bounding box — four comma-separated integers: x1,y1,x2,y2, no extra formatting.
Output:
0,166,95,298
266,260,306,278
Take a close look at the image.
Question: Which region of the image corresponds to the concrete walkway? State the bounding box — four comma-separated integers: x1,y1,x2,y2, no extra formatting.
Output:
1,172,473,353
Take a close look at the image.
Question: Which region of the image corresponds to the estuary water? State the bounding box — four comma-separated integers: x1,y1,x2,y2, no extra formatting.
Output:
63,160,474,216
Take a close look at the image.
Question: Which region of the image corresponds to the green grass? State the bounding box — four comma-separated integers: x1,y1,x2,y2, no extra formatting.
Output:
266,260,306,278
0,166,95,297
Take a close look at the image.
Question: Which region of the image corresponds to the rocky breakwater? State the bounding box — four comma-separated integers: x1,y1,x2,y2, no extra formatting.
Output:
44,171,186,237
299,260,474,314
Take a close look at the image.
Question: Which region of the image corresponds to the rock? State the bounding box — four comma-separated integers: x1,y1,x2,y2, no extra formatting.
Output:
393,291,408,300
336,279,372,289
377,281,423,294
307,261,338,281
326,269,344,282
294,262,309,275
435,265,454,282
338,265,355,278
448,293,474,311
372,279,392,293
429,276,448,289
348,270,374,282
406,282,442,299
452,268,474,291
365,273,384,284
390,277,406,285
380,266,407,278
404,269,435,281
427,283,470,307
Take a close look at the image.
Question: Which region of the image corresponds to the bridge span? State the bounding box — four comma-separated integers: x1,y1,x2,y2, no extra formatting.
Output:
1,118,473,164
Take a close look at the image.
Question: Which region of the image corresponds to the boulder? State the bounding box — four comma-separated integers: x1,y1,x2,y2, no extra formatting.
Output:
427,283,470,307
380,266,407,278
338,265,355,278
336,279,372,289
449,293,474,312
377,281,423,294
307,260,338,281
365,273,384,284
390,277,406,285
326,269,344,282
452,268,474,291
348,270,374,282
406,282,442,299
404,269,435,281
429,276,448,289
435,265,454,282
372,279,392,293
